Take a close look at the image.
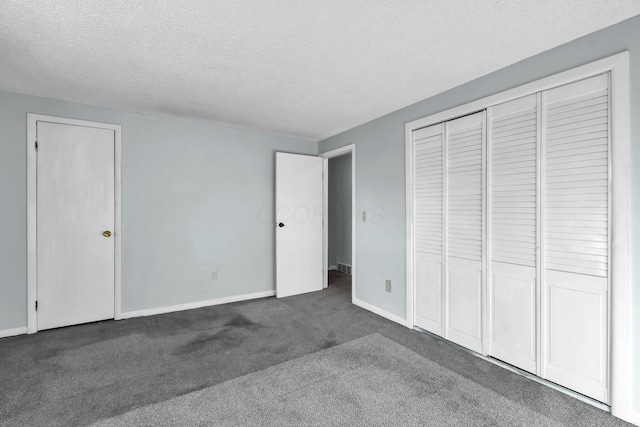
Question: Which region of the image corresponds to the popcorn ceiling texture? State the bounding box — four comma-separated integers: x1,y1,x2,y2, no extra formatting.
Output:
1,0,639,140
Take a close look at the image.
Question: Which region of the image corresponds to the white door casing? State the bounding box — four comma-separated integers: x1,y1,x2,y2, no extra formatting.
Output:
320,144,356,304
275,152,323,298
27,114,122,333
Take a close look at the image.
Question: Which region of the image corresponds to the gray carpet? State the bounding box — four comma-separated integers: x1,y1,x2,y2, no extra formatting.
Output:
0,272,631,426
93,333,563,427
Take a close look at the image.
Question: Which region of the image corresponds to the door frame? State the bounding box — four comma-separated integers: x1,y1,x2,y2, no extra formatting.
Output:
26,114,122,333
320,145,355,304
405,52,631,421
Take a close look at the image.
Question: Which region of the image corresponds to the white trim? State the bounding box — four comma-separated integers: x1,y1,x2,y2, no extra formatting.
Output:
320,144,356,305
114,125,122,320
0,327,28,339
405,52,632,423
404,124,415,329
608,53,632,424
626,411,640,427
26,114,122,333
120,290,276,319
405,52,628,132
353,297,406,326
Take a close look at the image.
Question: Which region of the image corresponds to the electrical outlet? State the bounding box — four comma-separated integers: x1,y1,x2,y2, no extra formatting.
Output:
385,280,392,292
362,211,367,222
210,269,218,280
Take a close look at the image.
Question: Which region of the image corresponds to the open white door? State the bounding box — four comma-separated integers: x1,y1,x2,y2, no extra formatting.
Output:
276,152,323,298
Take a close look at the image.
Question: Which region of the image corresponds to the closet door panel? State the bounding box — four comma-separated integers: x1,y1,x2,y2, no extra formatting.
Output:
487,94,538,373
445,112,484,353
490,263,536,373
542,74,610,403
544,271,608,402
413,124,445,335
447,257,483,351
415,259,443,334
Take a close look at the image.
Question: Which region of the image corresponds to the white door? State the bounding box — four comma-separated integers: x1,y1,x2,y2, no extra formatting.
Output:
541,74,610,403
412,112,485,352
445,112,485,354
488,94,538,374
413,124,445,335
275,152,323,298
37,121,115,330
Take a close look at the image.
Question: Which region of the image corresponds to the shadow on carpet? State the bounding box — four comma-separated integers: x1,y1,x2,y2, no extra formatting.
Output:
92,333,564,426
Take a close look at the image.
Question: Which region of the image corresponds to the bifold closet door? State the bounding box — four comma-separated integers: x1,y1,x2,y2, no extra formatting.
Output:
445,112,485,353
413,124,445,335
487,95,538,374
541,74,610,403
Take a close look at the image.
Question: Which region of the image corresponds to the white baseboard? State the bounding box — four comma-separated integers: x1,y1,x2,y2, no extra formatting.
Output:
120,290,276,319
353,297,406,326
0,327,28,339
617,409,640,426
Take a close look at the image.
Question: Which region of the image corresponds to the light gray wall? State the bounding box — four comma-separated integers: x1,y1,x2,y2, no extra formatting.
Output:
0,91,317,329
328,154,352,268
319,15,640,412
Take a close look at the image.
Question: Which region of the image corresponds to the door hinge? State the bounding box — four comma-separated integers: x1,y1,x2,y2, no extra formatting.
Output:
35,140,38,151
35,300,38,311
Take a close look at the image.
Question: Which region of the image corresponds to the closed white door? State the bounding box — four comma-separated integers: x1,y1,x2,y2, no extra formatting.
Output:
541,74,610,403
275,152,323,298
37,121,116,330
488,94,539,374
445,112,485,353
412,112,485,352
413,124,445,335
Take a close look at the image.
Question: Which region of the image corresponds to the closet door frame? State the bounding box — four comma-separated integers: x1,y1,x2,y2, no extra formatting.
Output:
405,52,631,422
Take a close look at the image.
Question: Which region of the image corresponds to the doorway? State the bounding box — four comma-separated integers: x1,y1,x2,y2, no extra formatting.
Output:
27,114,122,333
321,145,355,303
327,153,352,295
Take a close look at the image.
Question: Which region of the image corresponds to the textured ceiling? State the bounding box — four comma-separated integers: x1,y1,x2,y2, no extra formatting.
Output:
1,1,639,141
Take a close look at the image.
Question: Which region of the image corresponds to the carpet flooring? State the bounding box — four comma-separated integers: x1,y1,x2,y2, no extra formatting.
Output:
94,334,568,426
0,272,631,426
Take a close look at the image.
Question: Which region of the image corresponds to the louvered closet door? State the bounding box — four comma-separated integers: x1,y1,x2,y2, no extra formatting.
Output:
541,74,609,403
413,124,445,335
445,112,485,353
488,95,538,374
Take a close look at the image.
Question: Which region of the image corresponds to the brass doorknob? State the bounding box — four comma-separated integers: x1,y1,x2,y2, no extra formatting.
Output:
103,231,112,237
